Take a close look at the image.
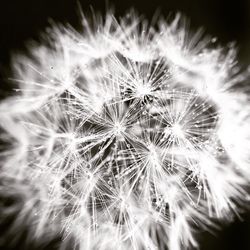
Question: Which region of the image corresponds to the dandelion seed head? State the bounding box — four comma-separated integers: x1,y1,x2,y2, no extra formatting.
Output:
0,9,250,250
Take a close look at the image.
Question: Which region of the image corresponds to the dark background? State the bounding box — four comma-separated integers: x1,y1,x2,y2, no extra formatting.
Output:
0,0,250,249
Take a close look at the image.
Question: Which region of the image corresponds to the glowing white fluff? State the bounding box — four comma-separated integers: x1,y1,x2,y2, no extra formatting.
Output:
0,10,249,250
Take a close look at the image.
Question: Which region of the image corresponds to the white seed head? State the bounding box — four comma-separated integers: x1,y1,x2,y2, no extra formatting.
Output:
0,10,250,250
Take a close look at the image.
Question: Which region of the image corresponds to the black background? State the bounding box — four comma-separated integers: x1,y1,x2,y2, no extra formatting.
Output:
0,0,250,249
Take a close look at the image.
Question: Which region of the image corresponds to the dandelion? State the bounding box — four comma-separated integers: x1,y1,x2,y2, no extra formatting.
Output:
0,9,250,250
